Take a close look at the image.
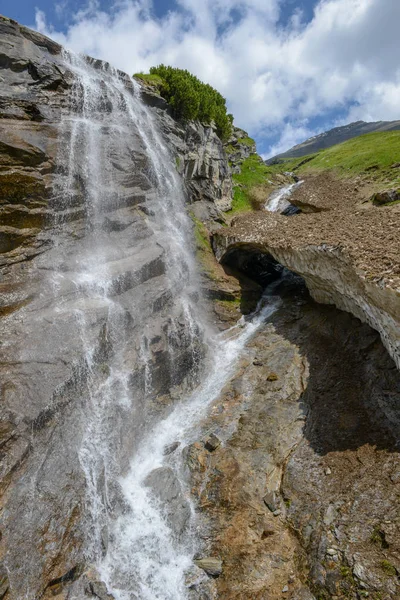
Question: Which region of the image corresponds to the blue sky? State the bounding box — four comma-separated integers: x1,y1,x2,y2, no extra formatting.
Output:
4,0,400,157
3,0,316,30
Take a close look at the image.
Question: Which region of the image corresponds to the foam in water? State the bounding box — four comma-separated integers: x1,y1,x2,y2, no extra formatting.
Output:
55,51,281,600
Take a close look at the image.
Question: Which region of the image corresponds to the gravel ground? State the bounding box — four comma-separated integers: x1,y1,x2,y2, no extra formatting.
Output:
227,173,400,289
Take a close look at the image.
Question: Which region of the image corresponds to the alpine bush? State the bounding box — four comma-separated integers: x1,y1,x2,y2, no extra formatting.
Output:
140,65,233,140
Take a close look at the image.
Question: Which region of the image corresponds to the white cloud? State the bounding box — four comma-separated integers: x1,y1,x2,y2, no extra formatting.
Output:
35,0,400,156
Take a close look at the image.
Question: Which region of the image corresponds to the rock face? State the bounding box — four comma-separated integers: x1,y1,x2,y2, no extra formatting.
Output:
186,277,400,600
224,126,256,174
140,82,233,213
0,16,228,599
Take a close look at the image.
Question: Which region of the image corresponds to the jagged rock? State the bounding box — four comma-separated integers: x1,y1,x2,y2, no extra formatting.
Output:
224,126,256,176
371,188,400,205
204,433,221,452
163,441,181,455
86,580,115,600
194,557,223,577
263,491,279,512
150,106,233,212
144,467,191,537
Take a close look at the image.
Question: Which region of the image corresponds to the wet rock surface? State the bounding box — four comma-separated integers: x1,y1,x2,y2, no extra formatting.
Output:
187,278,400,599
0,17,215,599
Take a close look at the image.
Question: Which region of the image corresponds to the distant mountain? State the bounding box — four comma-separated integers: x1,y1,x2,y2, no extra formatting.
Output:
266,120,400,164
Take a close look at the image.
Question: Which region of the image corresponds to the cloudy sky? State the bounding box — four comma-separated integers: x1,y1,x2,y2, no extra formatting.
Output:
5,0,400,157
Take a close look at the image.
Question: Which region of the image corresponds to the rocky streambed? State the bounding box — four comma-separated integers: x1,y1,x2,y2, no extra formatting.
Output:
185,275,400,600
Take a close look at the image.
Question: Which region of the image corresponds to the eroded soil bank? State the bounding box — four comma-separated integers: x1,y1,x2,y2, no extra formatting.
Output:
187,275,400,600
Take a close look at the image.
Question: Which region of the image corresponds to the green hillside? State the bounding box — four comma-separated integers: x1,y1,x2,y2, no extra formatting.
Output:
274,131,400,188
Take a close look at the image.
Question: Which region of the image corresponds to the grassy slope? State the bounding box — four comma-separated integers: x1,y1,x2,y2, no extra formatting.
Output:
133,73,165,87
274,131,400,188
229,154,275,214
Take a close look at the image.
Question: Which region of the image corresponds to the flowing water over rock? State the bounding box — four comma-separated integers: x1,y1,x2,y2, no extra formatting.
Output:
52,52,204,595
99,297,280,599
265,181,303,213
48,53,281,599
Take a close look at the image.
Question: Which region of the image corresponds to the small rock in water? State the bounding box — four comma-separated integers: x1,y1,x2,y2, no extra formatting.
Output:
194,557,223,577
185,565,208,589
263,491,278,512
86,579,115,600
163,441,180,456
204,433,221,452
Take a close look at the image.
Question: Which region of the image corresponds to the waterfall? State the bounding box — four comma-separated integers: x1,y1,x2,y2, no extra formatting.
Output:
54,53,280,599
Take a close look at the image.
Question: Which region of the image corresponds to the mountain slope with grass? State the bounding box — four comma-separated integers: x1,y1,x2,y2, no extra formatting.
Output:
273,130,400,206
267,119,400,164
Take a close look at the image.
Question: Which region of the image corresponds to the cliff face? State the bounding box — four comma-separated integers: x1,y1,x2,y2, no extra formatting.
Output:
137,81,234,213
0,16,232,599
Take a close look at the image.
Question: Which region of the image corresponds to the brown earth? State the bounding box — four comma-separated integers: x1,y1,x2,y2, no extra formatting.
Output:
229,173,400,287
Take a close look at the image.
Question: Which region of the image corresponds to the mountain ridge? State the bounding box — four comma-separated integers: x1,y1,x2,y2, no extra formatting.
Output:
266,119,400,164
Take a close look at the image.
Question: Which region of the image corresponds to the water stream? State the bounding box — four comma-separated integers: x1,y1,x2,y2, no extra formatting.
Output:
56,53,280,600
265,180,303,213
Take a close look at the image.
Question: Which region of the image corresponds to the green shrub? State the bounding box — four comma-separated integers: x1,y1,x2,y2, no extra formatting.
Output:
381,560,397,576
140,65,233,140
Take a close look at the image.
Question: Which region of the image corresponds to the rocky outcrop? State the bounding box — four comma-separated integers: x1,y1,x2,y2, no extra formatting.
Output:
186,277,400,600
371,188,400,206
139,81,233,213
224,126,256,174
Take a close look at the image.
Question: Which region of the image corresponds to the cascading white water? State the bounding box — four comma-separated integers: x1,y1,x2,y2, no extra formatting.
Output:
265,180,303,213
55,52,281,600
99,296,280,600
